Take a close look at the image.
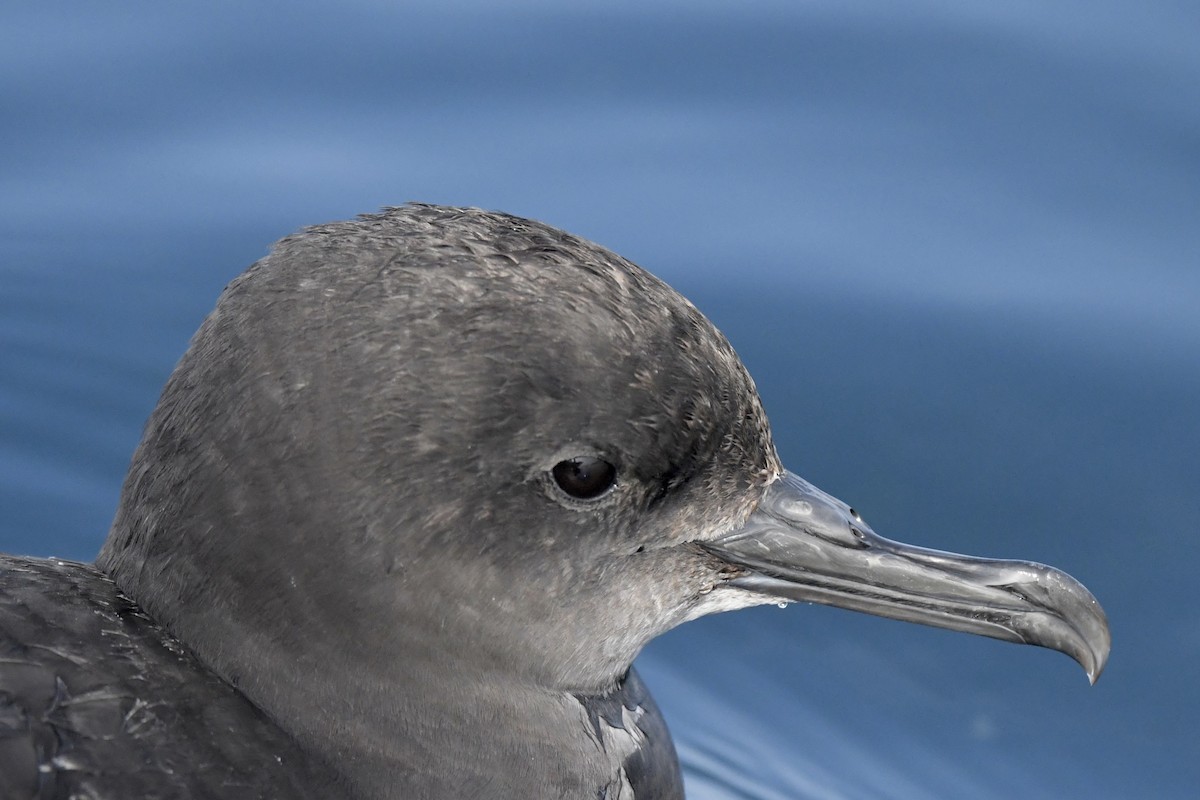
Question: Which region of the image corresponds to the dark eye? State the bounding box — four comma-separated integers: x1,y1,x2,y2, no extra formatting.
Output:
552,457,617,500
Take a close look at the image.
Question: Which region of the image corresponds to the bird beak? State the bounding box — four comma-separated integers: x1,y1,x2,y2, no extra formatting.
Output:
700,471,1111,683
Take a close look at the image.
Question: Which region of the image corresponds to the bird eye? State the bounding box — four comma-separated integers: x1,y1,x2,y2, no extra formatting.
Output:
551,457,617,500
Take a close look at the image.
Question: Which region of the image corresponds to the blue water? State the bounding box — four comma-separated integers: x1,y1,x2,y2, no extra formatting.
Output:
3,1,1197,796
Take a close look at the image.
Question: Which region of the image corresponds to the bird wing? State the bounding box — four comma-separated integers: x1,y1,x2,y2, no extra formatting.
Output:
0,555,347,800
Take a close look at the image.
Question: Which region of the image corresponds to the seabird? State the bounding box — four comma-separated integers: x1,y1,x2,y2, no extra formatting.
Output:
0,204,1109,799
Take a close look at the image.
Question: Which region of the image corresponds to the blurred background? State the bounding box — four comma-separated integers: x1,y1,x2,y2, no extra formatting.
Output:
3,1,1196,797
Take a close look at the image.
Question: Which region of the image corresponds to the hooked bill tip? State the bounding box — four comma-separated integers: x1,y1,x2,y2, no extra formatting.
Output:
1083,639,1110,686
1058,600,1110,685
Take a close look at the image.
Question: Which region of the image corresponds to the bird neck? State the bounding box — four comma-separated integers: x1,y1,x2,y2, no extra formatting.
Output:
240,645,677,799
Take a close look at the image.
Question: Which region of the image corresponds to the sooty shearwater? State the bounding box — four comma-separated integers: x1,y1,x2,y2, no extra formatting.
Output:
0,204,1110,799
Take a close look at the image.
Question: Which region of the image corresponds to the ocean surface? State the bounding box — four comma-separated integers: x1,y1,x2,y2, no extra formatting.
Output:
3,1,1197,796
